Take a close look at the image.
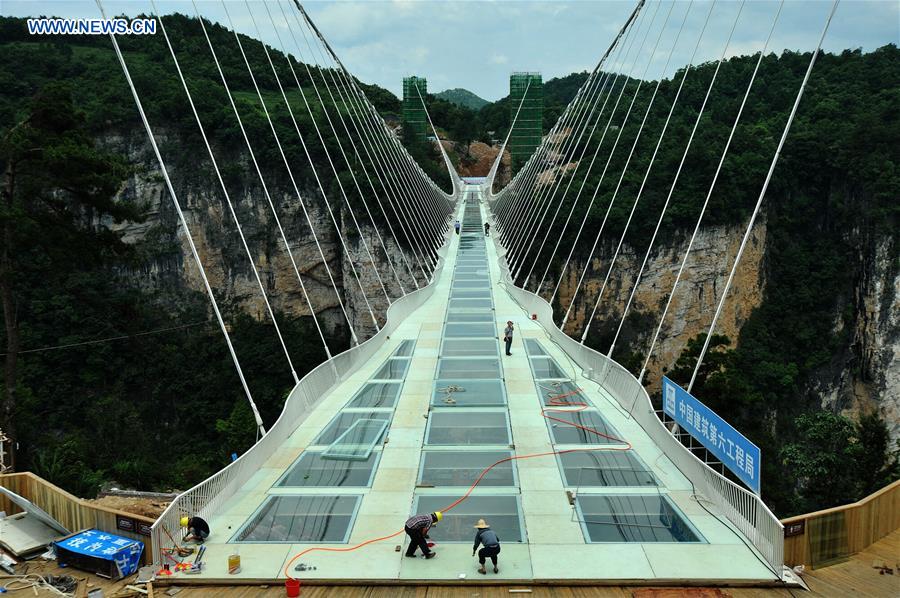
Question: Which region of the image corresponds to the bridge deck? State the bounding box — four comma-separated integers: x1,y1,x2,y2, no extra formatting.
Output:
183,185,777,584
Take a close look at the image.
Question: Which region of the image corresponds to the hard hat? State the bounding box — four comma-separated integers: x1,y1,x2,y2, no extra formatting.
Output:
180,516,189,527
434,511,443,522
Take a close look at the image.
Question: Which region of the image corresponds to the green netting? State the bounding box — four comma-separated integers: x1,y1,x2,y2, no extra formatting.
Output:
402,76,428,142
509,72,543,174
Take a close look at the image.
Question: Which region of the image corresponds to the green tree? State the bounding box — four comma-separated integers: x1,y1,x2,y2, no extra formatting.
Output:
0,83,135,442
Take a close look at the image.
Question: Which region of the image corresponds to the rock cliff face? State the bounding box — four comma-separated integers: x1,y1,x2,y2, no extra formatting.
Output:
819,237,900,440
547,221,766,393
106,129,898,442
103,130,423,342
541,219,899,442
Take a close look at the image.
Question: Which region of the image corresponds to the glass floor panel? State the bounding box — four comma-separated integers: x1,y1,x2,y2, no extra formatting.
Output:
277,451,380,487
558,451,657,487
235,495,360,543
454,267,489,274
454,273,489,280
576,495,702,543
413,495,524,542
393,340,416,357
433,380,506,407
437,358,501,379
372,357,411,380
426,411,511,445
419,451,515,487
530,356,568,379
346,381,402,408
441,339,499,356
448,299,494,310
321,418,389,461
314,411,391,445
524,338,549,356
535,380,587,405
453,280,491,289
444,322,497,338
546,410,622,445
450,289,491,299
446,312,495,324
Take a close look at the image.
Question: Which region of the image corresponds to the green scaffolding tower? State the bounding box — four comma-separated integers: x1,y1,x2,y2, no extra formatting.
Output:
508,72,543,174
402,76,428,143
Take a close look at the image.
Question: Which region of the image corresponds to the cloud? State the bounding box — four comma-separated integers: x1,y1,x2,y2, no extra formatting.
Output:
490,54,509,65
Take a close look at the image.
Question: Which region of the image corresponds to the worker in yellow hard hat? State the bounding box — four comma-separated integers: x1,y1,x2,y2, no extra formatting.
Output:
403,511,442,559
180,515,210,544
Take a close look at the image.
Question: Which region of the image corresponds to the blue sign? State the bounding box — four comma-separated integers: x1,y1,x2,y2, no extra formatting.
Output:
662,376,761,495
55,529,144,578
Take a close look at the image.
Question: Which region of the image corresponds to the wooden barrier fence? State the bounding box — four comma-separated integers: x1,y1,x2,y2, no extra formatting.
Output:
781,479,900,568
0,472,156,560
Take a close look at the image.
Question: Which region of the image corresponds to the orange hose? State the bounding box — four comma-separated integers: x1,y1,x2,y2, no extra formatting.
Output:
283,386,630,578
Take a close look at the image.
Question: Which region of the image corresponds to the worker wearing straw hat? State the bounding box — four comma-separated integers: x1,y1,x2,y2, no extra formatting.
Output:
472,519,501,574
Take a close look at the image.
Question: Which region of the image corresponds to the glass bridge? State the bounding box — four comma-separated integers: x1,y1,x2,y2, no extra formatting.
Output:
178,184,777,584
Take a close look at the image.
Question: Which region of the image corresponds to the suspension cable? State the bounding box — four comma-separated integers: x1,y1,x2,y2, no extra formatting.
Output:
581,0,712,345
291,0,444,276
546,0,662,305
523,14,643,288
610,0,745,357
153,1,307,383
268,0,413,294
637,1,785,384
244,1,394,307
190,0,360,346
559,0,678,326
218,0,381,333
95,0,265,437
689,0,840,392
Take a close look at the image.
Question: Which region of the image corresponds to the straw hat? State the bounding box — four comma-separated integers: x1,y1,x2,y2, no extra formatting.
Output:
474,519,490,529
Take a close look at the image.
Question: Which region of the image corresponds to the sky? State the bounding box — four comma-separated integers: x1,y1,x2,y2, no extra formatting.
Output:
3,0,898,101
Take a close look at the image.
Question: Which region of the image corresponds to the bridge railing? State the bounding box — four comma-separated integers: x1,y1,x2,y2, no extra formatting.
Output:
150,231,453,566
489,230,784,576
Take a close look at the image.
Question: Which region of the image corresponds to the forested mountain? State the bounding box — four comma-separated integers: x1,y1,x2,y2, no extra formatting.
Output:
0,14,437,496
1,9,897,519
435,87,489,110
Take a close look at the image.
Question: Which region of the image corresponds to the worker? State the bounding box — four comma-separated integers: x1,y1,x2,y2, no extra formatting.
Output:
503,320,514,356
180,516,209,544
484,222,490,236
404,511,442,559
454,220,461,235
472,519,501,574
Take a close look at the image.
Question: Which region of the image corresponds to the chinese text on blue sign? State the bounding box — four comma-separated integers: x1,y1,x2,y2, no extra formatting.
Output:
55,529,144,578
662,376,761,495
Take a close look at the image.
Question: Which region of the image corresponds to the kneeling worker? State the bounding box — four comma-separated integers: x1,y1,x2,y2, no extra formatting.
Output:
181,515,210,544
404,511,442,559
472,518,501,574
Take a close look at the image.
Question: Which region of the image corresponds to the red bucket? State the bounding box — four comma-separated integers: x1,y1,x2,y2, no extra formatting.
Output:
285,578,301,597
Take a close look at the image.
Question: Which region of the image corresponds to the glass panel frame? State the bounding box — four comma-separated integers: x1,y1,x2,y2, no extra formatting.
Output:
441,338,499,356
432,380,507,407
437,357,501,380
276,451,381,488
313,411,392,445
444,322,497,338
412,495,525,543
346,381,402,408
529,356,568,379
545,409,623,445
321,418,389,461
556,451,657,487
418,450,517,487
372,357,411,380
575,494,704,543
425,410,511,446
234,495,362,543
